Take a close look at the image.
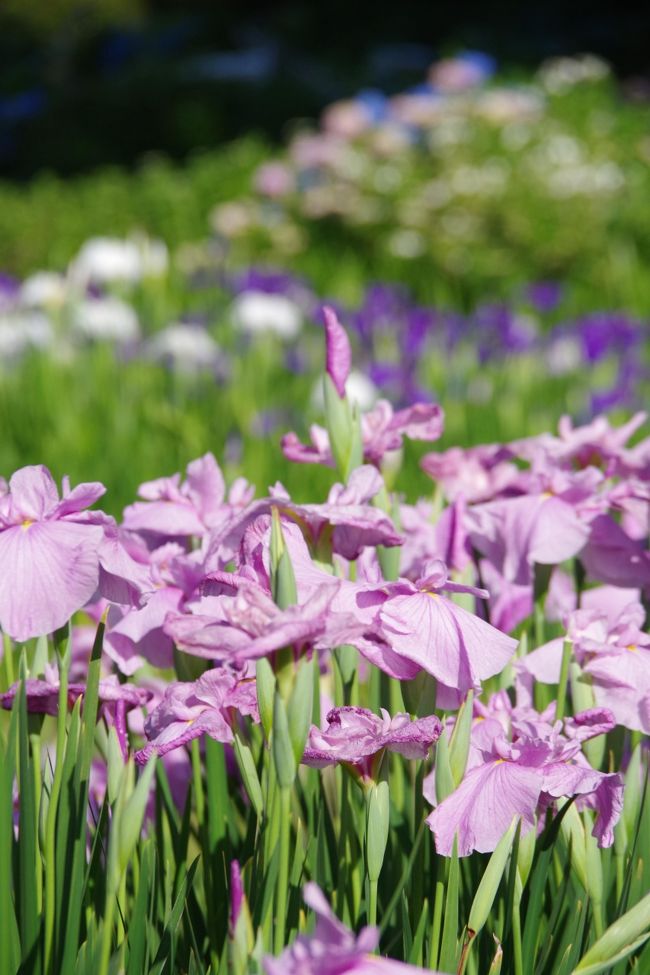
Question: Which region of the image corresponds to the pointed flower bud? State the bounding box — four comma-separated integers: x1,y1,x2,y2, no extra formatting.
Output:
323,306,351,398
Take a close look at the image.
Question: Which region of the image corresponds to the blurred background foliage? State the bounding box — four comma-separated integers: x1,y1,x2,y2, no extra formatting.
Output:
1,0,649,179
0,0,647,512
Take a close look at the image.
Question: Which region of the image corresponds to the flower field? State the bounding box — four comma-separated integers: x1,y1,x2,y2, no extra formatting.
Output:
1,51,649,975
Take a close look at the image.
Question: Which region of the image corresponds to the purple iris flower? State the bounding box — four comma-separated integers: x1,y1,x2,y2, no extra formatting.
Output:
164,578,369,665
576,312,641,364
229,860,245,933
374,560,518,694
580,514,650,590
264,883,440,975
268,465,402,560
426,701,623,856
302,706,441,783
518,599,650,732
104,541,207,674
0,271,19,309
420,442,518,503
122,453,254,543
282,399,444,468
135,666,258,764
1,675,150,759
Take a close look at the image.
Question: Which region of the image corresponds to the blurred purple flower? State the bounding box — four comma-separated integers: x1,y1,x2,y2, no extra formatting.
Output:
526,281,563,314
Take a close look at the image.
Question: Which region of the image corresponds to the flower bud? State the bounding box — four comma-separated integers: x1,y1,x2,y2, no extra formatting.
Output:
323,306,351,398
288,655,314,765
233,736,264,819
366,778,390,883
449,690,474,787
256,657,276,740
270,508,297,610
272,690,297,788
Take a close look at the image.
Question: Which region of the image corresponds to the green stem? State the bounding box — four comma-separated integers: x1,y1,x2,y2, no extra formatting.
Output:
368,878,378,929
512,900,523,975
191,738,205,827
98,891,116,975
274,787,292,955
2,633,14,688
29,732,43,915
44,663,69,974
430,875,445,969
555,639,573,722
411,763,425,925
116,874,127,945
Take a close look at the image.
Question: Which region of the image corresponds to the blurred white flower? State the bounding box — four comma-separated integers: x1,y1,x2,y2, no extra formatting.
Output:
231,291,302,339
538,55,610,95
345,370,380,410
546,336,583,375
500,122,532,151
20,271,67,308
145,324,222,372
450,162,507,196
368,123,412,157
0,311,53,361
373,164,402,193
387,229,426,258
545,161,625,197
210,202,256,238
476,88,544,124
311,368,379,412
72,297,140,342
289,132,347,170
69,236,168,286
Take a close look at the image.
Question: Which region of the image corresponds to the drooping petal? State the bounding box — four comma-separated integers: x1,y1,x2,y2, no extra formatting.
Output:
380,592,516,692
0,520,103,641
427,759,540,856
390,403,444,442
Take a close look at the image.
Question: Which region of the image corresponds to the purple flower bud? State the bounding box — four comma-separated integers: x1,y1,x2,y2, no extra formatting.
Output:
229,859,244,932
324,306,351,398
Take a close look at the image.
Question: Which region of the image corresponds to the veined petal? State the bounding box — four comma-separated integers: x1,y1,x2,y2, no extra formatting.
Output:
0,520,102,641
8,465,59,519
380,592,516,692
427,759,540,856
